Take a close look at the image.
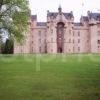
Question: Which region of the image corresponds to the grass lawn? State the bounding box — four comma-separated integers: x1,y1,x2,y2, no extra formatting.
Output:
0,54,100,100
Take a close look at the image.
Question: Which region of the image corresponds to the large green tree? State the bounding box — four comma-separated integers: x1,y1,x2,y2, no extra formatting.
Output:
0,0,30,42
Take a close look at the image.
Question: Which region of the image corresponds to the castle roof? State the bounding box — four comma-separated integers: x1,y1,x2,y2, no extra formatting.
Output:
31,15,37,21
74,23,83,26
37,22,46,26
47,12,58,18
82,16,89,21
63,13,74,19
88,13,100,20
47,12,73,19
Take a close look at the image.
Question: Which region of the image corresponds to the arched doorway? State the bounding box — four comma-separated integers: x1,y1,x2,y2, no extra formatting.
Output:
57,22,64,53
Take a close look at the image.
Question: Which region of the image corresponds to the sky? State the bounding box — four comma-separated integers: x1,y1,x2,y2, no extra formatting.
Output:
29,0,100,22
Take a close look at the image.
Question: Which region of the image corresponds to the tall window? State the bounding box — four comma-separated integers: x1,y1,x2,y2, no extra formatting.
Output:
57,22,64,53
73,47,74,52
78,47,80,51
21,49,23,53
97,40,100,44
32,41,33,44
69,30,71,35
98,46,100,48
39,38,41,43
44,39,46,43
69,39,71,43
78,39,80,43
32,48,34,52
39,31,41,36
73,31,74,36
78,31,80,36
39,47,41,53
97,31,100,36
73,39,74,43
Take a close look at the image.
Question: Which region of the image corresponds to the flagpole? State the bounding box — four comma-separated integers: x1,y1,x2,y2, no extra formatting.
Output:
82,1,84,16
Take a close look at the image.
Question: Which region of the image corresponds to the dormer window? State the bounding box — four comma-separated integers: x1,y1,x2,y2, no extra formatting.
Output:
97,16,100,21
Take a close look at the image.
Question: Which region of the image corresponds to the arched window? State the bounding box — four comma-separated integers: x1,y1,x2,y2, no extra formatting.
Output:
57,22,65,53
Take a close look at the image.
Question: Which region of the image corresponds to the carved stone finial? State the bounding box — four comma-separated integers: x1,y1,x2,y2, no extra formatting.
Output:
58,5,62,13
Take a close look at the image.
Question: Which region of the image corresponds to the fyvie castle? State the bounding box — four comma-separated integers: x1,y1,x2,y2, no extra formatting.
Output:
14,6,100,54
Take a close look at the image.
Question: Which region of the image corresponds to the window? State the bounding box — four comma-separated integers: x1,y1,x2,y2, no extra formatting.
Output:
98,46,100,48
64,39,66,42
44,39,46,43
21,49,23,53
39,38,41,43
97,24,100,28
73,31,74,36
73,47,74,52
32,48,34,52
78,39,80,43
73,39,74,43
69,30,71,34
69,39,71,43
39,47,41,53
78,31,80,36
32,41,33,44
97,40,100,44
39,31,41,36
51,49,53,52
78,47,80,51
97,31,100,36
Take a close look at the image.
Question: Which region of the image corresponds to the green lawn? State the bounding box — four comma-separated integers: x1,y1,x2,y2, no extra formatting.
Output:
0,54,100,100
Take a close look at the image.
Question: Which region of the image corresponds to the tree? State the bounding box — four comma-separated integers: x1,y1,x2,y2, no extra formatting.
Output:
0,0,30,42
0,35,2,53
1,38,14,54
0,29,3,53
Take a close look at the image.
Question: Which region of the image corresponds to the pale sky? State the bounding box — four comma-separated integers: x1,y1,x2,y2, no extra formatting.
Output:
29,0,100,22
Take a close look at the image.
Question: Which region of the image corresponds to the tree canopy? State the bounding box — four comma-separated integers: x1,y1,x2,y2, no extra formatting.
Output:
0,0,30,42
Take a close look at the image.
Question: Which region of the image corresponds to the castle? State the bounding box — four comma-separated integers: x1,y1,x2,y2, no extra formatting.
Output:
14,6,100,54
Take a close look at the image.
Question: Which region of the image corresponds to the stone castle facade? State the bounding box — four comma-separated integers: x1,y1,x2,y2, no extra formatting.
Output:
14,6,100,53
